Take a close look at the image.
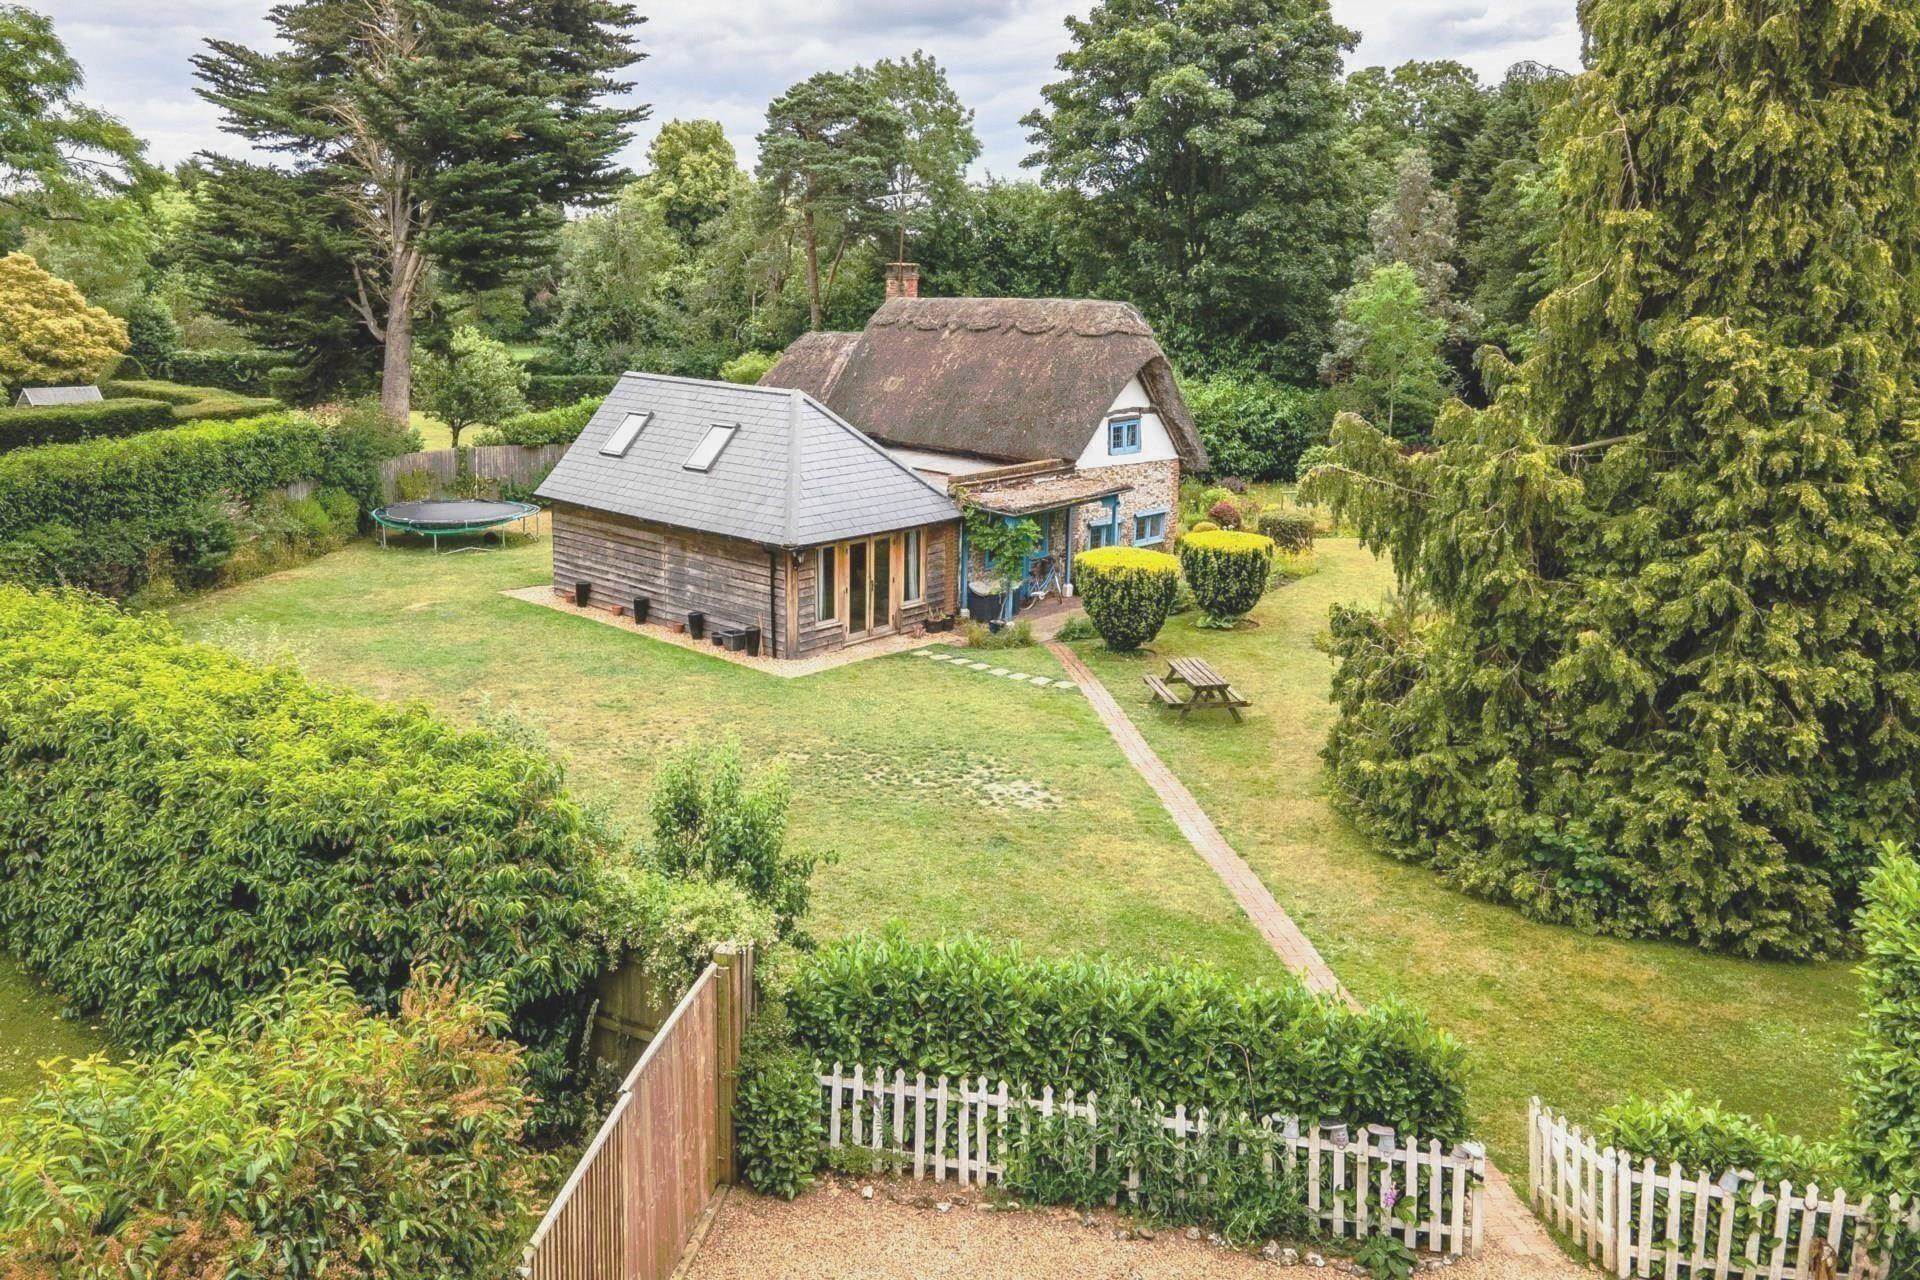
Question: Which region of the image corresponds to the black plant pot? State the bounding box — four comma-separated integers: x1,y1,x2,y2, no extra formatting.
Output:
686,610,705,640
743,626,761,657
574,581,592,607
630,596,650,623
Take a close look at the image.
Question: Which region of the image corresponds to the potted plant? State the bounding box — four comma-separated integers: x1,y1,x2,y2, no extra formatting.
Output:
963,507,1042,624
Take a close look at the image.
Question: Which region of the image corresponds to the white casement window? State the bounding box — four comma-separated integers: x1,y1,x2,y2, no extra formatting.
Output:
816,546,838,622
902,529,925,603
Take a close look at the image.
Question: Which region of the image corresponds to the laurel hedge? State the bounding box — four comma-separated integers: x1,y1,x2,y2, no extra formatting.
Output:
0,971,537,1276
1180,529,1274,623
0,589,606,1128
0,397,174,451
787,931,1471,1142
1074,545,1181,650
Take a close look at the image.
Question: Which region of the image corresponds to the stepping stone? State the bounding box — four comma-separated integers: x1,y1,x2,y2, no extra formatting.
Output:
1052,680,1077,690
1007,673,1033,683
968,662,991,671
927,653,953,661
912,649,935,656
990,667,1011,676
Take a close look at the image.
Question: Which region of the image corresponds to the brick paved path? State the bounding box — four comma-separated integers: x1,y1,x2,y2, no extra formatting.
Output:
1046,641,1575,1273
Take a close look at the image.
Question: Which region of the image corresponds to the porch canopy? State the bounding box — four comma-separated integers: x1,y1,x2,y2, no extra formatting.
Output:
958,468,1132,517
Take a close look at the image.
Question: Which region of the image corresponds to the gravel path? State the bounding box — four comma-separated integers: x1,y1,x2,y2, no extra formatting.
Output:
682,1179,1583,1280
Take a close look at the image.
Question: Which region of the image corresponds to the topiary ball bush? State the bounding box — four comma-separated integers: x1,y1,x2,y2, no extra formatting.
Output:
1206,498,1243,530
1256,509,1317,554
1180,530,1274,623
1189,520,1219,534
1075,546,1181,651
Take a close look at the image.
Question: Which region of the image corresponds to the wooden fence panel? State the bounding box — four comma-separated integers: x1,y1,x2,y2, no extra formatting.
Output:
1529,1100,1917,1280
818,1065,1487,1256
523,946,756,1280
379,443,568,502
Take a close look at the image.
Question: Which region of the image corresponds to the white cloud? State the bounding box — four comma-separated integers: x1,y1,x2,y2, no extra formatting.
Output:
42,0,1583,177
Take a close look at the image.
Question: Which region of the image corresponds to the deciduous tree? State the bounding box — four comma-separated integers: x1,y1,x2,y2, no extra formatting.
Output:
0,250,126,389
416,326,528,448
1320,263,1450,440
0,5,155,224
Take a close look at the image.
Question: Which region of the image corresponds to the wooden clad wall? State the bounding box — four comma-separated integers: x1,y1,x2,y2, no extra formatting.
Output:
787,520,960,658
552,502,777,641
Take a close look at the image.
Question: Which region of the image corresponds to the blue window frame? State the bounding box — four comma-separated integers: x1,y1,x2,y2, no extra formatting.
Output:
1088,518,1117,548
1107,415,1142,455
1133,508,1168,546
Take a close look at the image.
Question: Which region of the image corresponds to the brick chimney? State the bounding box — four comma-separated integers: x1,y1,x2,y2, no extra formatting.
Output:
885,262,920,300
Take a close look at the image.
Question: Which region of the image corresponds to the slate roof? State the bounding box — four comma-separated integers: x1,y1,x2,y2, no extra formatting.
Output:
535,373,960,548
759,297,1209,469
15,385,103,407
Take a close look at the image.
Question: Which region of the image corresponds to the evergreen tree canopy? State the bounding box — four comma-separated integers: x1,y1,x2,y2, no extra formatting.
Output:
1023,0,1360,378
191,0,642,417
1304,0,1920,957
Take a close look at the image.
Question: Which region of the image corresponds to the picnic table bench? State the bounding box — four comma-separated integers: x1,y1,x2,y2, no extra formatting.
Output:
1145,656,1251,721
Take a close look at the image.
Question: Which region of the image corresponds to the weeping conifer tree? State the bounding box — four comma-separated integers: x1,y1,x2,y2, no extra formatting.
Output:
1304,0,1920,956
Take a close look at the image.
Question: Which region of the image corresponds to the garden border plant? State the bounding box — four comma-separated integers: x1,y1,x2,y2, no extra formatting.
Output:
1075,545,1181,651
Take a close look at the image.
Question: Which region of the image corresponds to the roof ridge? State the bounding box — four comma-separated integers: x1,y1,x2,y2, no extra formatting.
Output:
618,370,798,400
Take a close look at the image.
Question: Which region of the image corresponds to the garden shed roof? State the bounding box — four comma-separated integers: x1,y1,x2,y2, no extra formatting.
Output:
14,385,102,407
536,373,960,548
759,297,1210,469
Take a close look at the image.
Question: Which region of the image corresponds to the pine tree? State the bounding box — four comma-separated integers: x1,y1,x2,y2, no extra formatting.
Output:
1304,0,1920,956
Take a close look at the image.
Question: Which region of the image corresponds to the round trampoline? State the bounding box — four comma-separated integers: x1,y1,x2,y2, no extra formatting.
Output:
371,499,540,551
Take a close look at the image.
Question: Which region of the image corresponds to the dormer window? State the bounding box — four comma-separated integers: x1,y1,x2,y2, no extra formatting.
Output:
600,411,650,456
683,423,739,471
1108,415,1142,455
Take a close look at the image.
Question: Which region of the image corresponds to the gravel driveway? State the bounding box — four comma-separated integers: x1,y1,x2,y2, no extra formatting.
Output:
682,1178,1585,1280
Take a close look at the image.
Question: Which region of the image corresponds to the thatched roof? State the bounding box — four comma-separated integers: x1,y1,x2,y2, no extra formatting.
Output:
759,297,1209,469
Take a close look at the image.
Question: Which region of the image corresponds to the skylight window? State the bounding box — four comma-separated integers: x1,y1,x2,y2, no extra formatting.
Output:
683,423,738,472
600,411,651,457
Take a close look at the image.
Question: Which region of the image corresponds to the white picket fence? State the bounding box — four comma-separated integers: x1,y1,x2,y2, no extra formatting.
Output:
819,1064,1487,1255
1529,1101,1919,1280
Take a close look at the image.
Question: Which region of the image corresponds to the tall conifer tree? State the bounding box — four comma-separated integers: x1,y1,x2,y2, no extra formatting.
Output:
1306,0,1920,956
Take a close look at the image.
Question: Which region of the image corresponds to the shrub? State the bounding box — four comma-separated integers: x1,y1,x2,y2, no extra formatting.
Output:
963,618,1035,649
417,326,529,448
1075,545,1181,651
1006,1105,1314,1246
0,590,605,1129
528,372,619,408
122,293,180,377
719,350,779,384
0,970,537,1277
735,1005,825,1199
1207,497,1243,529
1593,1091,1850,1186
0,252,126,389
0,397,173,451
787,931,1471,1142
1189,519,1219,533
1849,843,1920,1199
1181,530,1275,625
1179,372,1331,482
646,737,820,940
1055,613,1099,642
1258,508,1318,553
591,862,779,1002
475,395,600,446
166,347,293,392
103,377,284,421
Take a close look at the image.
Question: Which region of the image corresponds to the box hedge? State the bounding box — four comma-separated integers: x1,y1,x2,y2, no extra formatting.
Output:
1180,529,1275,623
104,377,284,421
0,970,537,1277
1074,545,1181,651
0,589,606,1126
164,348,293,392
0,397,174,451
787,931,1471,1142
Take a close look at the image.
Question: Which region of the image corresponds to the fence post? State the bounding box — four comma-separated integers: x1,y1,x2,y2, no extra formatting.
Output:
713,943,752,1186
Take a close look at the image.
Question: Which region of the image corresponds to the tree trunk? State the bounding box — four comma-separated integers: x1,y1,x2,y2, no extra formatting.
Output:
379,292,414,423
802,206,823,331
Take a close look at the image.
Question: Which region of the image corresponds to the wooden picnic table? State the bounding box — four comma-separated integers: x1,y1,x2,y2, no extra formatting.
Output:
1144,656,1251,721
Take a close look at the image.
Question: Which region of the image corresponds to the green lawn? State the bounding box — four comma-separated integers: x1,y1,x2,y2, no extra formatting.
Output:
170,537,1279,977
1070,539,1859,1166
0,958,108,1111
165,532,1859,1171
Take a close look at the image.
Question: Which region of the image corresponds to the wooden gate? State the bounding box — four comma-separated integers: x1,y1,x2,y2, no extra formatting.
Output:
522,945,755,1280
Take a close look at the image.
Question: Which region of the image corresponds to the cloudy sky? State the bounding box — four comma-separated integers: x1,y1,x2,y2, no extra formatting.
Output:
44,0,1581,178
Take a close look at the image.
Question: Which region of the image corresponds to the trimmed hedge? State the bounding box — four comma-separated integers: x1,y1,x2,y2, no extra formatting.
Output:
0,397,174,451
1257,508,1318,553
527,372,618,408
165,348,293,392
104,377,284,421
475,395,600,446
0,971,536,1276
1075,545,1181,651
787,931,1471,1142
0,589,605,1125
1592,1091,1849,1187
1180,529,1274,622
1849,845,1920,1198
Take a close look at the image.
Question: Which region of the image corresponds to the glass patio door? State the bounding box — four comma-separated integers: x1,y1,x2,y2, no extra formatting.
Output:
844,535,894,638
847,541,870,634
